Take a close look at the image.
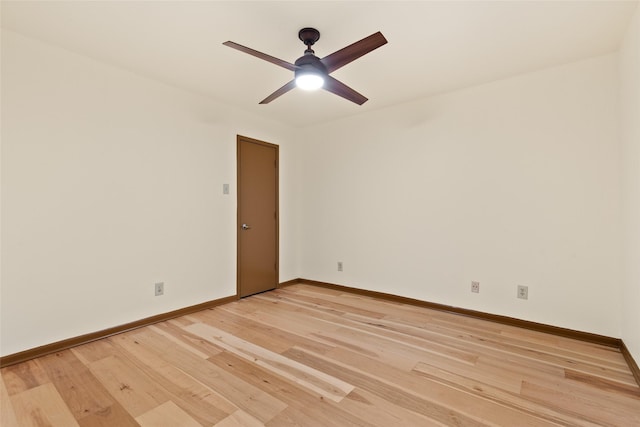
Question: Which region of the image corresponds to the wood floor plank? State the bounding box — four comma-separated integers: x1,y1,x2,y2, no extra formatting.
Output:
124,327,287,424
109,331,236,425
184,322,355,402
9,383,80,427
71,339,120,365
564,368,640,397
287,345,565,426
256,292,386,320
0,373,20,426
521,379,640,426
148,323,219,359
338,388,446,427
382,312,635,385
283,346,488,426
264,406,340,427
355,308,630,374
215,409,265,427
259,292,481,366
412,361,601,427
499,328,629,366
76,405,141,427
207,350,376,427
211,306,338,356
192,307,304,354
2,359,51,395
232,305,344,339
36,350,139,426
414,358,524,394
135,400,202,427
86,354,169,418
316,325,475,373
3,284,639,426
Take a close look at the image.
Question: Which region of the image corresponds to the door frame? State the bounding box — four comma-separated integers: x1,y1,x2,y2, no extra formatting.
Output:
236,135,279,297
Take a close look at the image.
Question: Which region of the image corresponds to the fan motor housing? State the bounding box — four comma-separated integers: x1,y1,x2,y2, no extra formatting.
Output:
294,54,326,71
294,54,327,79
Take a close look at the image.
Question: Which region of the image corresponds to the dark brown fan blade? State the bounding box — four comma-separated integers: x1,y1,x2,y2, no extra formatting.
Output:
259,80,297,104
223,41,298,71
323,76,368,105
320,32,387,74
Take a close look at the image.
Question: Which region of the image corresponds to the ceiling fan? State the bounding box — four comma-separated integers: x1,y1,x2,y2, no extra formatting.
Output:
223,28,387,105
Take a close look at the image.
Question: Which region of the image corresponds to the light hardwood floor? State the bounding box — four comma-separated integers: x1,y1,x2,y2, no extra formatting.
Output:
2,284,639,426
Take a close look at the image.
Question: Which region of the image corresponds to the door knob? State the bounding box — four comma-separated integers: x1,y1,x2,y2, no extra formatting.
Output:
241,223,251,230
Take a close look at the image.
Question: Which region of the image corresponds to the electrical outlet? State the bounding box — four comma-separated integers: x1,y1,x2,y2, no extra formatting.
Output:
337,262,343,272
155,282,164,296
517,285,528,300
471,281,480,293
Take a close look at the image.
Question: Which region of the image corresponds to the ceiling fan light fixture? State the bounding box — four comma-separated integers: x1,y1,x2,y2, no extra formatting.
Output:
295,72,324,91
224,27,387,104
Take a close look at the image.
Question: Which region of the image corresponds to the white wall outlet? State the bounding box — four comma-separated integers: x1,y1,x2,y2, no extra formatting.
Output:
471,281,480,293
155,282,164,296
517,285,528,300
223,183,230,195
337,261,343,272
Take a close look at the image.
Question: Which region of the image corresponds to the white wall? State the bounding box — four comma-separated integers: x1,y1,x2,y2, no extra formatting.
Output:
619,7,640,363
296,54,622,337
0,29,297,356
1,20,635,357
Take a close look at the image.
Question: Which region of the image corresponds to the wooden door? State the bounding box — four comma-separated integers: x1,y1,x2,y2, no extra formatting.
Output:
237,135,278,297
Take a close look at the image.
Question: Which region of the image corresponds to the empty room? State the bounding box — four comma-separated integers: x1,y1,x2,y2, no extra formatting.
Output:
1,1,639,426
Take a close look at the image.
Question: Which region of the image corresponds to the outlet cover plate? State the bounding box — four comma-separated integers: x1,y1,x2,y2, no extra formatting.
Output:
517,285,528,300
155,282,164,296
471,281,480,293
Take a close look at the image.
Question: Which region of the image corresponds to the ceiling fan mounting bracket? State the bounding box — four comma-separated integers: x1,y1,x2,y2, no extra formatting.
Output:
298,28,320,47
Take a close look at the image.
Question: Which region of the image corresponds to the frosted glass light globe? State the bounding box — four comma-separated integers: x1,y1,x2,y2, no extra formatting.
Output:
295,74,324,91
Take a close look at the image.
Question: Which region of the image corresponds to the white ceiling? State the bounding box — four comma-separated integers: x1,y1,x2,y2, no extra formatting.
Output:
1,1,637,127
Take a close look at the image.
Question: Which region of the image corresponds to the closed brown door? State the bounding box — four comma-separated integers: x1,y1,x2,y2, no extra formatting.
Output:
237,135,278,297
